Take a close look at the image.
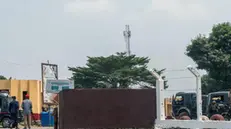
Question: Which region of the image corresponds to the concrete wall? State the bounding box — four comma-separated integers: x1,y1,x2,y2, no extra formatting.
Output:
0,80,42,119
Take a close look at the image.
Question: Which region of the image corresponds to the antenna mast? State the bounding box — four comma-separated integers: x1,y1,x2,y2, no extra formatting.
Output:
123,25,131,56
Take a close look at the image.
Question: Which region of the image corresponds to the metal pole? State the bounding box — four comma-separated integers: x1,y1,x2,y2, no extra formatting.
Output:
187,65,202,121
150,70,165,120
41,63,45,104
123,25,131,56
126,25,131,56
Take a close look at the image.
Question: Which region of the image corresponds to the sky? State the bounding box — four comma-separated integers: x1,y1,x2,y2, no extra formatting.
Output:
1,0,231,96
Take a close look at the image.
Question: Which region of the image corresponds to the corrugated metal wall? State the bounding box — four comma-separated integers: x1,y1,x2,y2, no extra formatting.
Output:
59,89,156,129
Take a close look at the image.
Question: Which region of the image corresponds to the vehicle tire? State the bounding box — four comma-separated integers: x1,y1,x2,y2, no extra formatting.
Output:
179,111,189,117
166,116,174,119
2,117,11,128
210,114,225,121
180,115,191,120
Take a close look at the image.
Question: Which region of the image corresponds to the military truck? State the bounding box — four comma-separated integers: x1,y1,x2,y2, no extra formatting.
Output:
172,92,208,119
207,91,231,119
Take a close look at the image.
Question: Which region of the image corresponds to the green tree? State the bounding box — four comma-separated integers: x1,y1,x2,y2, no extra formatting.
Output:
0,75,7,80
186,22,231,93
201,74,218,94
69,52,168,89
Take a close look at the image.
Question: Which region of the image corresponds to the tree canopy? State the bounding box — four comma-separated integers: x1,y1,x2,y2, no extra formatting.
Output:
69,52,168,89
186,22,231,93
0,75,7,80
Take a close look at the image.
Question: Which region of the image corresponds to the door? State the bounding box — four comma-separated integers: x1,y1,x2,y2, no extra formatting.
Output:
22,91,28,100
191,94,197,113
2,98,8,112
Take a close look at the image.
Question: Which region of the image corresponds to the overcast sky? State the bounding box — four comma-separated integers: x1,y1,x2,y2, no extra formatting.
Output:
0,0,230,96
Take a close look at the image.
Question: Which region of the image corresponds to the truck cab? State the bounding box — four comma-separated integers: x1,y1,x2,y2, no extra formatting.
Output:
172,92,208,119
207,91,230,117
172,92,197,119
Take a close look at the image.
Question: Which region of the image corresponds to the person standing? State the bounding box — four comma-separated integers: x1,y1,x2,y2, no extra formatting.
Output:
52,105,58,129
209,100,219,117
22,94,32,129
9,96,19,129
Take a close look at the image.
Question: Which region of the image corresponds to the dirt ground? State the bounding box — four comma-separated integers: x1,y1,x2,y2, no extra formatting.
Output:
17,125,53,129
18,127,53,129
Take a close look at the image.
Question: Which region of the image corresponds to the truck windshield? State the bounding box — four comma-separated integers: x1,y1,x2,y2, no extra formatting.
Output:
175,95,183,102
211,95,224,103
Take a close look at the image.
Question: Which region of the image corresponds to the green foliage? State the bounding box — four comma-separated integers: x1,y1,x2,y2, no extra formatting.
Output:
201,74,218,94
0,75,7,80
186,22,231,93
69,52,168,89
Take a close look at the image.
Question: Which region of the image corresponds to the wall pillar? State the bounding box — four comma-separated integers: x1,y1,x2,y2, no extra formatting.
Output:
29,80,41,120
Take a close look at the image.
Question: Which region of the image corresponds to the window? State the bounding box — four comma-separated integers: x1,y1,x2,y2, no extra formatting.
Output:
175,96,183,102
51,86,59,91
23,91,28,100
62,86,69,90
211,95,224,103
191,94,196,100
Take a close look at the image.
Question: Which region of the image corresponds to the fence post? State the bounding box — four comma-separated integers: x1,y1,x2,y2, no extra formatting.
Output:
150,70,165,120
187,65,202,121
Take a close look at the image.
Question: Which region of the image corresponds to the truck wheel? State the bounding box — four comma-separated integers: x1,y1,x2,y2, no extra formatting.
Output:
179,111,189,117
210,114,225,121
180,115,191,120
2,117,10,128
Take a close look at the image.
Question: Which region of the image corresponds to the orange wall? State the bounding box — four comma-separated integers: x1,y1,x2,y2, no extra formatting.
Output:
0,80,10,89
0,80,42,114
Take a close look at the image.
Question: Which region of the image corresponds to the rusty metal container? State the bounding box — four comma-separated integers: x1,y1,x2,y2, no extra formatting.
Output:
59,89,156,129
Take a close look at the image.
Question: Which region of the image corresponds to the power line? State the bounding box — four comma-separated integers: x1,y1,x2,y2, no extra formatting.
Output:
165,69,187,72
0,59,192,72
167,76,195,80
0,60,35,67
165,89,196,91
0,59,197,80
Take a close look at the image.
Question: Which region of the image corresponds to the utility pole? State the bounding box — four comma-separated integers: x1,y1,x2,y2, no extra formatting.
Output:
123,25,131,56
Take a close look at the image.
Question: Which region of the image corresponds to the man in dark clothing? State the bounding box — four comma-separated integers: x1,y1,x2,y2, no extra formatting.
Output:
52,105,58,129
9,96,19,129
209,101,219,117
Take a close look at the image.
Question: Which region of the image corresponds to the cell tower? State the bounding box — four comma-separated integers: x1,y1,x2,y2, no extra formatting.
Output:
123,25,131,56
